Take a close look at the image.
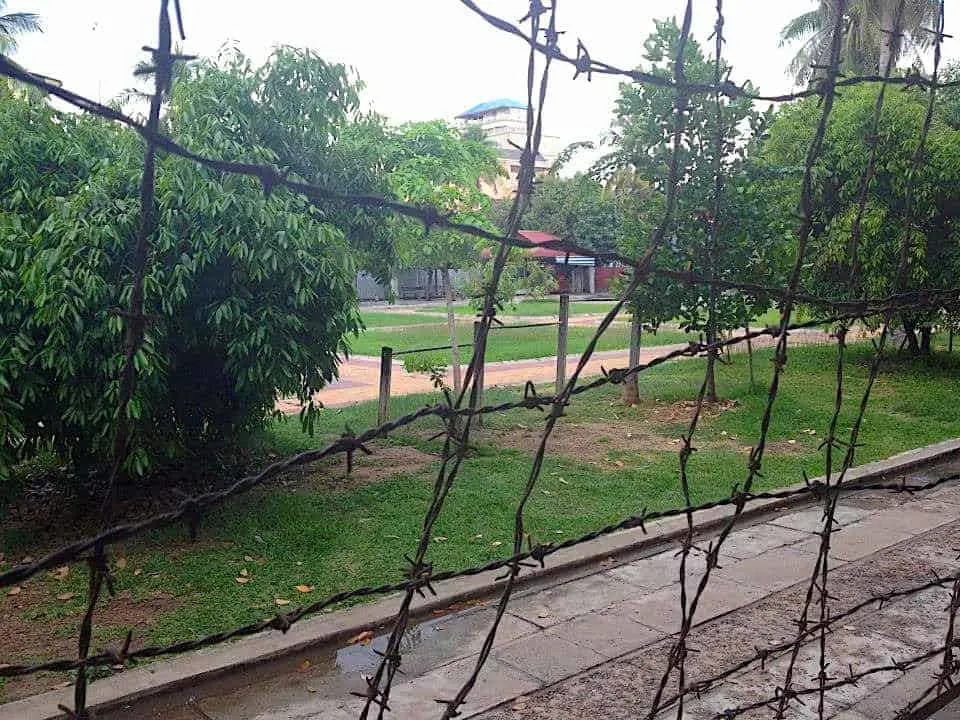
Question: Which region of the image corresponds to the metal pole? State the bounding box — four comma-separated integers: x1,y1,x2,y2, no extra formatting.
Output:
556,293,570,394
378,346,393,425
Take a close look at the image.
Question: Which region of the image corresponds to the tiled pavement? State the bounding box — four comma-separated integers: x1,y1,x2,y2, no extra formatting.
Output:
139,457,960,720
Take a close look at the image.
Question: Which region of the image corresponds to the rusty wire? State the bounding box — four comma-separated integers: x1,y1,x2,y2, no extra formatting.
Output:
0,0,959,718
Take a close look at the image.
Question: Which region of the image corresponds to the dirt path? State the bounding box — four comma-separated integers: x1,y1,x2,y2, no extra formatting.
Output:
277,328,833,412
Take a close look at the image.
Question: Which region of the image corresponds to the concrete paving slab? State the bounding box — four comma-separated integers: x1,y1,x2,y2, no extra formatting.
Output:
624,578,768,633
507,574,637,628
544,607,664,659
493,633,606,684
603,548,707,591
871,585,954,651
768,506,875,534
385,656,539,719
847,657,941,719
717,545,834,592
714,523,811,560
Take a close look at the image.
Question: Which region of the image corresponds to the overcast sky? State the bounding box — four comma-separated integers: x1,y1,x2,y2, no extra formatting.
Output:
6,1,958,157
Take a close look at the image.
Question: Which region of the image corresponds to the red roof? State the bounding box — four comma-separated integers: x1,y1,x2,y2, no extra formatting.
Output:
518,230,567,258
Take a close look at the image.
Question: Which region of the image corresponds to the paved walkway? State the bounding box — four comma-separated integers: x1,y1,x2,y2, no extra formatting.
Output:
129,455,960,720
277,329,832,412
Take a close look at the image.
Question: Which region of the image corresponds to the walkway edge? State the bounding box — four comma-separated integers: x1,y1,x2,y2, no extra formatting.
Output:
4,438,959,720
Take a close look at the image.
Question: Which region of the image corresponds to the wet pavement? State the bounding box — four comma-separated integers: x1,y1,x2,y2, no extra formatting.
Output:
92,454,960,720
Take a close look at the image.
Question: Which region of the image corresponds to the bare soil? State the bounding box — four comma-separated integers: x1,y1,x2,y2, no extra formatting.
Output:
281,443,437,491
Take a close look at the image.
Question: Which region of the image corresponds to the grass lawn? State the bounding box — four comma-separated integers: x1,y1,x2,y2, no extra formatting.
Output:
415,299,620,317
358,311,436,328
3,343,960,700
346,321,692,361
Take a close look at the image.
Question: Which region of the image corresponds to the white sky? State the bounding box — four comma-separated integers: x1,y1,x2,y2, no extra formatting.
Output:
6,1,958,159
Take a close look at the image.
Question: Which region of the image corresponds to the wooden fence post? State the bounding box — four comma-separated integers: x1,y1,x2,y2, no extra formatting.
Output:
950,328,955,353
378,346,393,425
744,322,755,388
473,321,485,427
556,293,570,394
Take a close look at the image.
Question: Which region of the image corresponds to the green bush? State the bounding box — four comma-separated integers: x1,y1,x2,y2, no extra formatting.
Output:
0,83,361,479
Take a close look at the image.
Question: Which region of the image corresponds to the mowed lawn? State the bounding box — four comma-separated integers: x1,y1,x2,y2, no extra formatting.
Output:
347,320,692,361
3,342,960,700
413,298,619,317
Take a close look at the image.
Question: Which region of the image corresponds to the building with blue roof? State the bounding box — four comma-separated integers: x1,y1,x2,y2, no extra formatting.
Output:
454,98,561,199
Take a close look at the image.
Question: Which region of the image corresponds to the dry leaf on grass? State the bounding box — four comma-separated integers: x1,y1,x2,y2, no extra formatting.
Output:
274,598,291,606
134,568,143,576
115,557,127,570
490,541,503,548
53,566,70,580
235,577,250,584
347,630,374,646
57,592,77,601
297,658,311,672
295,584,314,593
244,555,255,562
239,568,249,578
433,536,447,543
6,586,21,596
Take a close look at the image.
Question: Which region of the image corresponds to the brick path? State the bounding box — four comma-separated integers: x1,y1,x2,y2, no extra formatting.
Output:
276,328,833,413
129,456,960,720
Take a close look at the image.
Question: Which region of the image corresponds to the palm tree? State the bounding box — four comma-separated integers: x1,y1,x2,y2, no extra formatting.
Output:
780,0,939,85
0,2,41,54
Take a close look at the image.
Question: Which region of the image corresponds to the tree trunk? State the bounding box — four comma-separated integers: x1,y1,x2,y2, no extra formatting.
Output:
878,2,898,75
705,285,718,403
920,326,932,355
443,266,462,395
903,318,921,356
621,313,641,406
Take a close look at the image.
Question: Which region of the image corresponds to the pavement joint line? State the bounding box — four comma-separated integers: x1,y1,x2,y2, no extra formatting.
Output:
2,439,959,720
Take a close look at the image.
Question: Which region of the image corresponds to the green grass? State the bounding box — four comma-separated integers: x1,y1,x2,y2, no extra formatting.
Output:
5,343,960,686
346,322,692,360
358,311,435,328
415,299,619,317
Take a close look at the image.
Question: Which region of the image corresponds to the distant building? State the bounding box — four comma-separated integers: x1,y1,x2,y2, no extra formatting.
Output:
455,98,561,199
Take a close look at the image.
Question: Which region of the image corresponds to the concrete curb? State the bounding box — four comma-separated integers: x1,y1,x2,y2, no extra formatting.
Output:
4,438,959,720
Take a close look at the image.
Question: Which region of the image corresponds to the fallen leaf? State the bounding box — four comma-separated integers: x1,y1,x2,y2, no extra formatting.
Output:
115,557,127,570
306,684,321,693
236,577,250,584
490,541,503,548
134,568,143,576
7,586,22,596
22,555,34,564
295,561,304,566
57,592,76,601
788,439,797,445
347,630,374,646
555,530,564,535
295,584,314,593
244,555,255,562
254,534,264,544
239,568,250,578
385,535,401,540
53,566,70,580
542,490,553,496
537,611,551,619
274,598,291,606
511,702,528,711
626,432,633,439
613,460,625,468
297,658,311,672
470,534,483,541
433,536,447,543
557,477,569,485
721,430,728,436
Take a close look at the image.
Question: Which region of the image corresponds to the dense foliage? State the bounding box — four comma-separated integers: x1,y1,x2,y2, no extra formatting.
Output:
0,54,366,479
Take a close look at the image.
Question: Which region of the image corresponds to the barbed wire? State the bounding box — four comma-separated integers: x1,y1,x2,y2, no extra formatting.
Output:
0,0,958,718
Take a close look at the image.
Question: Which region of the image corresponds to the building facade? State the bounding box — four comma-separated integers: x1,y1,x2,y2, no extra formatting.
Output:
455,99,561,199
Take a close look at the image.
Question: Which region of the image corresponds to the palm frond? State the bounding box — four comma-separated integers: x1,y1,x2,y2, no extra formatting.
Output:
779,9,824,46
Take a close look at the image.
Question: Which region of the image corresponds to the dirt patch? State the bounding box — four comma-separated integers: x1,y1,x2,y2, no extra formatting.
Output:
487,421,681,461
280,442,437,491
642,398,740,424
0,579,181,703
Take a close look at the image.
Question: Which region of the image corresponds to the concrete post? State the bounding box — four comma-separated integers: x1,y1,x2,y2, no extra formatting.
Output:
556,293,570,394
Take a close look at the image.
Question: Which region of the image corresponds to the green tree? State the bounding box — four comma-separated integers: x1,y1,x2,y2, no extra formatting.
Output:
0,62,362,481
171,46,396,280
524,173,619,256
0,1,40,54
599,19,774,402
388,120,500,393
757,82,960,353
940,61,960,130
780,1,940,85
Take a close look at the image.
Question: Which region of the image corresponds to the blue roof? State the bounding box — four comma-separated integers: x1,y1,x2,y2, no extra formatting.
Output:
456,98,527,118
